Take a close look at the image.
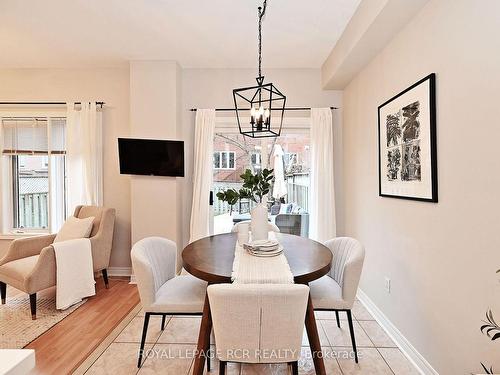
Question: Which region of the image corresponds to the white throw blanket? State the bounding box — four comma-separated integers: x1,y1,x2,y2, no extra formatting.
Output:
53,238,96,310
232,232,294,284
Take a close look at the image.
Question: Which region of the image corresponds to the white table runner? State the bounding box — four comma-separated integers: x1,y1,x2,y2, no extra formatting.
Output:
231,232,294,284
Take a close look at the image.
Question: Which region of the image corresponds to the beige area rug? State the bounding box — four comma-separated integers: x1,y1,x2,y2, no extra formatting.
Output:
0,294,86,349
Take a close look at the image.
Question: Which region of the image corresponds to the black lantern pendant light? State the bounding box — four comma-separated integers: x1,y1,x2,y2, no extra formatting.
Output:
233,0,286,138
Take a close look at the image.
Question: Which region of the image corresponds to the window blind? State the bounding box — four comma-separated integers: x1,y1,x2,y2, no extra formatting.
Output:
1,118,66,155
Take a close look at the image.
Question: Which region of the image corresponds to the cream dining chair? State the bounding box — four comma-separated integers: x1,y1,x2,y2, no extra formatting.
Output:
231,220,280,233
208,283,309,375
309,237,365,362
131,237,208,368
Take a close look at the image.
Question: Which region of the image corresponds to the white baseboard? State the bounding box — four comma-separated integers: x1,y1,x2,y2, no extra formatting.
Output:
107,266,136,284
356,289,439,375
107,267,132,277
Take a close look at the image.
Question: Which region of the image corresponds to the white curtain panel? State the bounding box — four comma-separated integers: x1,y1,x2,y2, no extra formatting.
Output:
66,102,103,216
310,108,336,242
189,109,216,243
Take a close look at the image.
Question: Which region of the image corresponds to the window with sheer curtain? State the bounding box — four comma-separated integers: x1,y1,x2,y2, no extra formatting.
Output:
1,117,67,234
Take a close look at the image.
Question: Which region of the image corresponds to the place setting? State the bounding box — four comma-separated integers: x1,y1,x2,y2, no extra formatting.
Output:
243,239,283,257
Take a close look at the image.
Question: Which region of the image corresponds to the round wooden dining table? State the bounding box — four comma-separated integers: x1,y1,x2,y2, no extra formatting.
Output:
182,232,333,375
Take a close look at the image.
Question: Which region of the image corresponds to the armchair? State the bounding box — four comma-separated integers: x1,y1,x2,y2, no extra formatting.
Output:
0,205,116,319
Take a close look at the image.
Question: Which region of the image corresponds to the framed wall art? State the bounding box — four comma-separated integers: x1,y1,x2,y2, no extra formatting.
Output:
378,73,437,202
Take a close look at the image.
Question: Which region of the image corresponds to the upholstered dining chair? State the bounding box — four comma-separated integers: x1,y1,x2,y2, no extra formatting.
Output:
231,220,280,233
0,205,115,319
309,237,365,362
131,237,208,368
208,283,309,375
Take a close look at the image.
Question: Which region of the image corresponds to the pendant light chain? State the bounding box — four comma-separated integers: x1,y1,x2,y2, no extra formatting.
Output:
232,0,285,138
258,0,267,79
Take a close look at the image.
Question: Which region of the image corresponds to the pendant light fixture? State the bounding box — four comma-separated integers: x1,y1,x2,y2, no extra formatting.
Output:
233,0,286,138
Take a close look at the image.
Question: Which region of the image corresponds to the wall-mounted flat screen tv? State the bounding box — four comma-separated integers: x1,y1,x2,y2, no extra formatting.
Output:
118,138,184,177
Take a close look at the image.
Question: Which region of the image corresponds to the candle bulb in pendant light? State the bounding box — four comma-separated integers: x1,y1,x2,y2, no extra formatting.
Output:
264,108,270,118
250,107,256,118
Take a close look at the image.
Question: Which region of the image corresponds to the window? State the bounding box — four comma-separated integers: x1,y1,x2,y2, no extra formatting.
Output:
213,151,235,170
12,155,50,229
211,130,311,235
1,117,67,233
251,152,262,168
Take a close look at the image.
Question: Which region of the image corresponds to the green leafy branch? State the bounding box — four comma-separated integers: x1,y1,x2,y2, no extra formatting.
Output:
216,169,274,210
480,309,500,341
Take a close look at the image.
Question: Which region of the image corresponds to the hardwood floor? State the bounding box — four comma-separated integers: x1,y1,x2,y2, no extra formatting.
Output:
25,277,139,375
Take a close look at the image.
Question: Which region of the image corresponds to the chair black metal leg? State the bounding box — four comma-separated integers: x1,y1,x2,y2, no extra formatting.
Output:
0,282,6,304
161,314,166,330
102,269,109,289
219,360,226,375
29,293,37,320
346,310,358,363
138,313,151,368
291,361,299,375
335,310,341,328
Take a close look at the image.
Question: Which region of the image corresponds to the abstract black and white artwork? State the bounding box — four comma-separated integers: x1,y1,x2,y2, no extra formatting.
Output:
378,73,437,202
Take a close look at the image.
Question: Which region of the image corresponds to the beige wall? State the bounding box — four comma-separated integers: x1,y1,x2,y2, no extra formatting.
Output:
0,68,131,268
129,61,183,256
342,0,500,373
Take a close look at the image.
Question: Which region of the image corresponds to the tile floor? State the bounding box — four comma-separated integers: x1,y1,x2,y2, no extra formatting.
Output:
84,300,420,375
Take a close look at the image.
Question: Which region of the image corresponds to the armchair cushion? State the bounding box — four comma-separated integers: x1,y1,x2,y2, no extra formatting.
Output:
149,275,207,314
75,206,103,237
54,216,94,243
309,275,350,310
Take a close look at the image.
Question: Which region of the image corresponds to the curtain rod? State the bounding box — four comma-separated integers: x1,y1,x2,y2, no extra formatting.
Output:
189,106,338,112
0,101,105,108
1,117,66,120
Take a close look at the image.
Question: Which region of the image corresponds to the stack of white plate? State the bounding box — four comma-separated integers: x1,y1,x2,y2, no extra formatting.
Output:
243,239,283,257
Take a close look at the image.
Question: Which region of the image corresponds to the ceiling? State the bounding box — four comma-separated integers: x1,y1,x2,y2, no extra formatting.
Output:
0,0,360,69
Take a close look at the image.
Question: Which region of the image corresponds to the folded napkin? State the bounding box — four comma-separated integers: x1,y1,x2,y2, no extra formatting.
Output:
232,232,294,284
243,239,280,253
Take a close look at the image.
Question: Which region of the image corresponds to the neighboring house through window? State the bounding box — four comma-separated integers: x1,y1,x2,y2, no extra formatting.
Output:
213,151,235,170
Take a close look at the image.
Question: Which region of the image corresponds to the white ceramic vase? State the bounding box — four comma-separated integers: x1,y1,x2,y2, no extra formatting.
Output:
250,202,268,241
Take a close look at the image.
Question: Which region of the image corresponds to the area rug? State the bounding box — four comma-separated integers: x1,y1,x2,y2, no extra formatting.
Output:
0,296,86,348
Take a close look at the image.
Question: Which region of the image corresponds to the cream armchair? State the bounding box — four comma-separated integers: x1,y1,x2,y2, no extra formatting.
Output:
0,205,116,319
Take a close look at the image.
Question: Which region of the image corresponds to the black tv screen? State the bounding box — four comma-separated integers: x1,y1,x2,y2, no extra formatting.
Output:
118,138,184,177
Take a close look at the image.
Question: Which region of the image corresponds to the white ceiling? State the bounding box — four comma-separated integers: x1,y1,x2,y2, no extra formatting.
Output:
0,0,360,69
